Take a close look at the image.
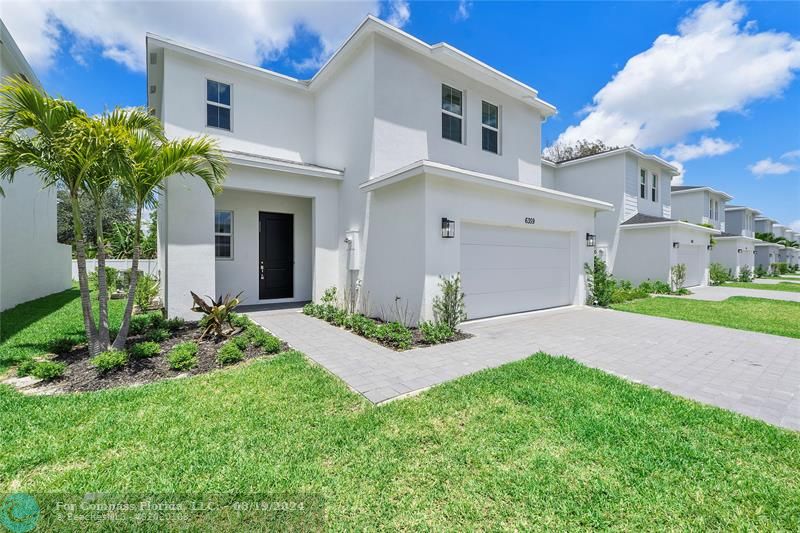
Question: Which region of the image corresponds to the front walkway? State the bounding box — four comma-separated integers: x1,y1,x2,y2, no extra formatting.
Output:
679,286,800,302
246,306,800,430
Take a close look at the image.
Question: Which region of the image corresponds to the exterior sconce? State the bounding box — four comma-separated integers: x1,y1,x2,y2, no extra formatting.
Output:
737,248,743,253
441,218,455,239
672,242,680,249
707,245,713,250
586,233,596,247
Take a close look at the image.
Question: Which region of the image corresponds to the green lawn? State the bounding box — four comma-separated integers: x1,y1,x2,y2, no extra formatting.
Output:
725,281,800,292
1,352,799,530
0,287,125,371
612,296,800,338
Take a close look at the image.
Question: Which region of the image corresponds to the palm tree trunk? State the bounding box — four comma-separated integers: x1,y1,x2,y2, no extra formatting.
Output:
112,207,142,351
95,210,111,351
71,194,99,354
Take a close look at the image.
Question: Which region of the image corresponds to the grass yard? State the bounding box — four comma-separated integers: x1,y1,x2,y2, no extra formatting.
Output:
612,296,800,338
726,281,800,292
0,288,126,372
2,352,799,530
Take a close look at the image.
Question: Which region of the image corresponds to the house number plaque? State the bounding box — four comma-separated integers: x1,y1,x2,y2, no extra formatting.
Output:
524,217,536,225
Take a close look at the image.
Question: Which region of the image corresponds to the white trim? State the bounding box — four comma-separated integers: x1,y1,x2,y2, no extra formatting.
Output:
441,83,465,144
716,235,759,242
620,220,721,234
214,210,234,260
481,99,500,155
222,150,344,180
359,160,614,211
545,147,680,174
671,186,733,201
205,78,232,132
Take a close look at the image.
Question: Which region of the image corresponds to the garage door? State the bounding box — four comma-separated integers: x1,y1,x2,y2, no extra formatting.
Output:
676,245,704,287
460,223,572,319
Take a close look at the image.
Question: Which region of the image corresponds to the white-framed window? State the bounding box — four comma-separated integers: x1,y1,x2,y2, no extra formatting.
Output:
207,79,231,131
215,210,233,259
640,169,647,199
441,84,463,144
651,172,658,202
709,198,714,220
481,100,499,154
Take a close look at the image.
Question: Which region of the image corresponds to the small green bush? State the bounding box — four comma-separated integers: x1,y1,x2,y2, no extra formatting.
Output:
611,286,649,304
585,256,615,307
349,314,378,338
129,341,160,359
165,317,185,331
650,280,672,294
246,325,282,354
30,361,67,380
231,334,250,350
755,264,768,278
90,350,129,372
709,263,731,286
376,322,413,350
129,314,153,335
420,321,455,344
260,334,282,354
16,359,37,377
738,265,753,283
167,342,198,370
432,274,467,330
216,341,244,365
147,328,170,342
775,262,790,275
48,337,77,354
331,308,349,327
671,264,687,292
302,303,319,317
135,273,159,310
230,313,251,328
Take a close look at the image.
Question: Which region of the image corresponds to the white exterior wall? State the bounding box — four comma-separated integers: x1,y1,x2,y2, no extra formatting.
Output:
72,259,158,280
614,227,672,285
671,190,727,230
626,154,671,220
725,209,756,238
754,218,774,235
711,238,755,278
755,244,780,270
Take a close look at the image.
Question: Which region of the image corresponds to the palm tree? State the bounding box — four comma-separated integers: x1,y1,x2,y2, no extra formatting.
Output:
111,131,226,350
0,78,112,354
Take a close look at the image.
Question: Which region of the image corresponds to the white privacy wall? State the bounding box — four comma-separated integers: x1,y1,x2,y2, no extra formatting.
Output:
711,238,755,278
0,169,72,311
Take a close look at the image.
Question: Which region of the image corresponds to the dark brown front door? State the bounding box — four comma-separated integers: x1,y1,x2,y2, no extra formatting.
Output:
259,212,293,299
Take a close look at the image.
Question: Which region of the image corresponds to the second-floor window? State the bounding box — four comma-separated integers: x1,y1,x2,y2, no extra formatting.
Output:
441,84,463,144
207,80,231,131
709,199,719,221
481,101,499,154
651,173,658,202
639,169,647,199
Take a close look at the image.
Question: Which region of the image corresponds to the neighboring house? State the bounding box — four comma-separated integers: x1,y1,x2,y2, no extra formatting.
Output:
0,21,72,311
148,16,612,322
753,215,785,272
541,149,717,287
720,205,760,277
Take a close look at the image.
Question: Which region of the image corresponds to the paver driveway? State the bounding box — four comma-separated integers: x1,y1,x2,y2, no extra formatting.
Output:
246,306,800,430
678,286,800,302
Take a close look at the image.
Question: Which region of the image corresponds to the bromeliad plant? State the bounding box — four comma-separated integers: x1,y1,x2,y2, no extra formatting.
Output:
190,291,243,339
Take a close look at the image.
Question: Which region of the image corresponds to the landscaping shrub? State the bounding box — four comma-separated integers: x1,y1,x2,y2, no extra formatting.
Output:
16,360,36,377
89,266,122,293
246,326,282,354
165,317,185,331
709,263,731,286
738,265,753,283
190,291,242,338
129,341,160,359
230,313,251,328
134,273,159,310
639,280,670,294
432,274,467,331
302,303,319,317
130,314,153,335
670,263,687,292
90,350,129,372
167,342,198,370
420,321,455,344
30,361,67,380
611,285,649,304
349,314,378,338
47,337,77,354
216,341,244,365
331,308,349,327
231,334,250,350
755,264,768,278
775,262,790,275
146,328,170,342
376,322,413,350
585,255,615,307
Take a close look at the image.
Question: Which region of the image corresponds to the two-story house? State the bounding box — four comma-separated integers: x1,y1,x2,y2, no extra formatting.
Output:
148,16,612,321
0,21,72,311
720,204,760,277
753,215,784,272
783,229,799,267
669,185,754,279
541,149,717,288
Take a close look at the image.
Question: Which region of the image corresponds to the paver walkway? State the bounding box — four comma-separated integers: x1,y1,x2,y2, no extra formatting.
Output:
678,286,800,302
246,306,800,430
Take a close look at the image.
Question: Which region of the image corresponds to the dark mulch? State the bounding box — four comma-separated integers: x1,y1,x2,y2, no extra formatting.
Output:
407,328,472,350
32,321,287,394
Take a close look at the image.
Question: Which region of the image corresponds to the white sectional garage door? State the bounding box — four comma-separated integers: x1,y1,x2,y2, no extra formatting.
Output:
460,223,572,320
676,245,704,287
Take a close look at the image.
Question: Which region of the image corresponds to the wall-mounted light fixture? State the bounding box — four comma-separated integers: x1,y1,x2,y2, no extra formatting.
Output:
737,248,743,253
672,242,680,249
707,244,713,250
441,218,455,239
586,233,596,247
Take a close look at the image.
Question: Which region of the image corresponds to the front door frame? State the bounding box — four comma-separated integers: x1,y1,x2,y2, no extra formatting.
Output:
259,211,294,300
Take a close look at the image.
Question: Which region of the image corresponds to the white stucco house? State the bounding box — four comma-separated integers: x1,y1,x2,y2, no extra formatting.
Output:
753,216,784,272
540,149,718,287
148,16,613,322
0,21,72,311
719,204,760,277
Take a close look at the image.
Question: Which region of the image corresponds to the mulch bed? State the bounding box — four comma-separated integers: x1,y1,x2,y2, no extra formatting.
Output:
28,321,287,394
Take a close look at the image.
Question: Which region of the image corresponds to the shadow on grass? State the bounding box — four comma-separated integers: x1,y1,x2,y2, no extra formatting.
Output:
0,288,82,343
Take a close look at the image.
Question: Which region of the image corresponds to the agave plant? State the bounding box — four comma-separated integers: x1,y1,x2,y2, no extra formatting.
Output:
190,291,243,339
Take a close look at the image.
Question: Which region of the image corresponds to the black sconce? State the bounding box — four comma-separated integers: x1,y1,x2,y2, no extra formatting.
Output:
737,248,743,253
441,218,455,239
586,233,596,247
707,244,713,250
672,242,680,249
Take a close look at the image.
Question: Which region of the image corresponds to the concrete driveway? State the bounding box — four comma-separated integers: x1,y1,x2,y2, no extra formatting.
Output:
247,306,800,431
679,286,800,302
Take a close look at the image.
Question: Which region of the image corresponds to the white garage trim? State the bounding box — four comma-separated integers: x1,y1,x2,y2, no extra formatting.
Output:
460,223,572,319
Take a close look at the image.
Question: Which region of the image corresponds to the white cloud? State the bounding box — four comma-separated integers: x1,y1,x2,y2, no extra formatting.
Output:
556,1,800,150
748,158,795,176
455,0,472,21
660,136,738,162
781,149,800,160
1,0,410,74
790,219,800,233
668,160,686,186
386,0,410,28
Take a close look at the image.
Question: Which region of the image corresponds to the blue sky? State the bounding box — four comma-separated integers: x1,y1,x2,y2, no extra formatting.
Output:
4,0,799,228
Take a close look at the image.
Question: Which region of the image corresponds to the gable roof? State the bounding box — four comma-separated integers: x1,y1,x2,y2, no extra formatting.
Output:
725,205,761,215
620,213,720,233
146,16,556,117
541,146,680,175
670,185,733,201
0,20,42,89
